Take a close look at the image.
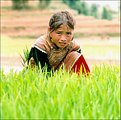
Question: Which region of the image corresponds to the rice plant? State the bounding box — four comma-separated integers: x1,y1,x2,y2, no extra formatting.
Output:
0,64,120,119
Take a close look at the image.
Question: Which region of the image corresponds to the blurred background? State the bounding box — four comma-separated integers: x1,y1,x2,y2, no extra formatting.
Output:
1,0,120,73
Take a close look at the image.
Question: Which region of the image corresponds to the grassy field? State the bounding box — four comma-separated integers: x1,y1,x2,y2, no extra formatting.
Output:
1,35,34,56
1,34,120,59
1,65,120,119
1,2,120,119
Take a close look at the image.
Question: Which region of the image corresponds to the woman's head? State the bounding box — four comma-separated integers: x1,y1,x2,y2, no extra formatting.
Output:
49,11,75,32
48,11,75,48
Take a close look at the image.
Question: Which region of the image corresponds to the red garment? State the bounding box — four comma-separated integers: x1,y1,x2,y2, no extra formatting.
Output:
63,51,90,75
72,55,90,75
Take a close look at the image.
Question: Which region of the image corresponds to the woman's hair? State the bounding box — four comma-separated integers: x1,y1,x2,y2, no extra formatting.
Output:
49,11,75,32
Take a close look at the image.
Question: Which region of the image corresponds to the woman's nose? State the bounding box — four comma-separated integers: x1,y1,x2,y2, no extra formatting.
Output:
60,35,66,42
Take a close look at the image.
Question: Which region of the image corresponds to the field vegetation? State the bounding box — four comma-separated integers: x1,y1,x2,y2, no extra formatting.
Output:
1,1,120,119
1,65,120,119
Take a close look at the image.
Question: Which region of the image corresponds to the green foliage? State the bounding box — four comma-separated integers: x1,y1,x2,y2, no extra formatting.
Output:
38,0,51,9
62,0,70,4
11,0,51,10
12,0,29,10
90,4,98,18
102,7,113,20
19,47,30,67
1,65,120,119
62,0,89,16
78,2,89,15
62,0,113,20
62,0,79,7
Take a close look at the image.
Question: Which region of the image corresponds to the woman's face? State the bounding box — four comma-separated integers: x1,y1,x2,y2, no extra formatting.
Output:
49,24,74,48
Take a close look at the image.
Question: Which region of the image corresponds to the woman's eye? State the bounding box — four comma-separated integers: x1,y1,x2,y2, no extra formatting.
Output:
66,32,72,35
56,32,61,34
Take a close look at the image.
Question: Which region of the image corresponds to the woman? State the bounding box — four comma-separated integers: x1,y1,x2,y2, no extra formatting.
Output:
28,11,90,75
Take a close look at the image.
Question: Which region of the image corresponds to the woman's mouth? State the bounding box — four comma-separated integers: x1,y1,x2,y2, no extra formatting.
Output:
59,42,66,46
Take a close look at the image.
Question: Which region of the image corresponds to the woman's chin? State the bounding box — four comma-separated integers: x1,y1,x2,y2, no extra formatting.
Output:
58,44,67,48
59,46,66,49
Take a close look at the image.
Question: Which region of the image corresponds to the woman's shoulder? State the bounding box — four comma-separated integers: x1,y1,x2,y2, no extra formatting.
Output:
32,34,50,53
70,40,81,51
35,34,46,44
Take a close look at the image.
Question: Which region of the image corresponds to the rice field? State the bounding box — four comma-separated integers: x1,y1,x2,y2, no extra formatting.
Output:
1,64,120,119
1,1,120,119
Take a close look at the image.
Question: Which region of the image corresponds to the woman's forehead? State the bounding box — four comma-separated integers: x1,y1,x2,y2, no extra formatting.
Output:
56,24,73,31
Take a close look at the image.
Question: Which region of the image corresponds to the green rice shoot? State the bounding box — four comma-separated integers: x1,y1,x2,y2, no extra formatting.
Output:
1,64,120,119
